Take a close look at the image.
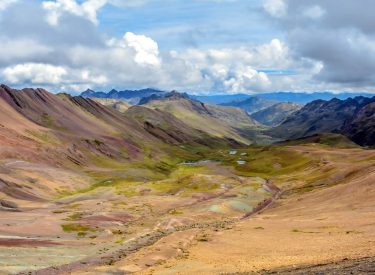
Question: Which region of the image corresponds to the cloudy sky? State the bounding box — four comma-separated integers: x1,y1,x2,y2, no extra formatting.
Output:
0,0,373,94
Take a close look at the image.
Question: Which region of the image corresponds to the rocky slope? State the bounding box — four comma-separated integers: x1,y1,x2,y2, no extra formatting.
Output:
0,85,245,205
142,91,257,144
342,101,375,146
269,96,375,145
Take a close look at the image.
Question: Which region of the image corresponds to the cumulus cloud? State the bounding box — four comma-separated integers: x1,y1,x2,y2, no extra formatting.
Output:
0,0,322,93
42,0,107,25
108,32,161,67
166,38,297,93
3,63,67,84
2,63,108,89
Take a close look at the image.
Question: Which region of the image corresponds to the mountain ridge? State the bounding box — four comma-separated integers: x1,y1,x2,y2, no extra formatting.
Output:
270,95,375,146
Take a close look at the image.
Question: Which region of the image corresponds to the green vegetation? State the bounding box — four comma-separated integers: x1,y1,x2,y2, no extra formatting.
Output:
64,212,84,221
26,130,61,145
94,139,104,146
40,113,66,131
61,223,93,233
57,138,325,201
279,133,359,149
168,209,183,215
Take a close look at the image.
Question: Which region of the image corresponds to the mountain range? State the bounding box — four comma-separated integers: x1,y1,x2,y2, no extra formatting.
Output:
270,96,375,146
80,87,375,146
81,88,166,104
220,96,277,114
81,89,374,106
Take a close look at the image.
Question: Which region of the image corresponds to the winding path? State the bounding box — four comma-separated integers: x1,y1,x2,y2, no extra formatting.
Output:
20,180,283,275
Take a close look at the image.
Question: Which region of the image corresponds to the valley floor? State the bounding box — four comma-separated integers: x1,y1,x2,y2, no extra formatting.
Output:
1,145,375,274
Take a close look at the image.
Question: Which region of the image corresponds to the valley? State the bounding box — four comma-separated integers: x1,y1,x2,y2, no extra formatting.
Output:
1,1,375,274
0,85,375,274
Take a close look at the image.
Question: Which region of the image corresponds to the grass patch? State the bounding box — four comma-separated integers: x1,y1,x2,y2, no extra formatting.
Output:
169,209,183,215
230,146,314,178
26,130,61,145
61,223,94,233
64,212,84,221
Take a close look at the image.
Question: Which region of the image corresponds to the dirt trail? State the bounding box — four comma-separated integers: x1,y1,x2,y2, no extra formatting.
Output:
21,180,281,275
21,221,234,275
242,180,282,219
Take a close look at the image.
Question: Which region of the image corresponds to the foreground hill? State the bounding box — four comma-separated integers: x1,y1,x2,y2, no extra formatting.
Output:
250,102,302,126
0,85,247,205
269,96,375,146
142,91,257,144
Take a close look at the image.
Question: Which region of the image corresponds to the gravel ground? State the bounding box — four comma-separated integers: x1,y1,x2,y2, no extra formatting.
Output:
227,257,375,275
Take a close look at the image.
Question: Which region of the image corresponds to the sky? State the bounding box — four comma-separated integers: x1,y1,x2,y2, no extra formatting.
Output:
0,0,374,95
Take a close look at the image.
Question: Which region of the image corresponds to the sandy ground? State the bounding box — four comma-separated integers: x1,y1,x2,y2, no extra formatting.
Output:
2,146,375,274
140,150,375,274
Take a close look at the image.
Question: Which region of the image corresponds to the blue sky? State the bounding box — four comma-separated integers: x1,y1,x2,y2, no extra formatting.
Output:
98,1,281,50
0,0,374,94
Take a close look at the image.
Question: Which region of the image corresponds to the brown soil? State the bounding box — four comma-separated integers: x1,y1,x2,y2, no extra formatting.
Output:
0,239,61,247
136,148,375,275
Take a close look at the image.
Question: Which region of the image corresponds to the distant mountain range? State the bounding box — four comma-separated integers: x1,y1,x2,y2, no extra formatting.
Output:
191,94,251,105
220,97,277,114
193,92,375,105
81,88,374,109
254,92,375,104
81,88,166,104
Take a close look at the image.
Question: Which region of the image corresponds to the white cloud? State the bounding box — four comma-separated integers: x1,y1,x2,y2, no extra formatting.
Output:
108,32,161,67
223,67,271,93
2,63,108,90
42,0,107,25
263,0,287,18
0,22,306,94
0,34,303,93
0,0,17,10
167,38,298,93
3,63,67,84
